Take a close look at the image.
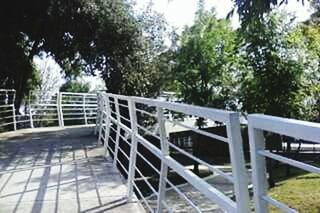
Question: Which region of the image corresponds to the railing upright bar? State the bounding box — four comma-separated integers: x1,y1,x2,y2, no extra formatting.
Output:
248,119,268,213
57,92,64,127
113,97,121,166
29,106,34,128
156,106,169,213
97,95,105,143
83,94,88,125
103,95,111,157
127,98,138,200
12,104,16,131
226,113,250,213
95,93,102,135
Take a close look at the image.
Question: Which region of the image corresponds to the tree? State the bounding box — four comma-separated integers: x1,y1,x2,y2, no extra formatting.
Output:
60,81,90,93
172,9,239,174
239,11,319,185
173,11,239,110
117,1,171,97
300,1,320,121
231,0,305,24
239,12,311,119
33,55,64,102
0,0,168,108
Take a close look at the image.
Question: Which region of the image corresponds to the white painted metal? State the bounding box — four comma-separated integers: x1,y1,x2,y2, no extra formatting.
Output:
11,104,17,131
103,96,111,157
258,150,320,173
29,107,34,128
0,90,97,132
262,196,298,213
113,97,121,166
127,98,139,200
248,114,320,213
226,113,250,213
57,92,64,127
156,106,169,213
248,124,268,213
83,94,88,125
97,92,250,213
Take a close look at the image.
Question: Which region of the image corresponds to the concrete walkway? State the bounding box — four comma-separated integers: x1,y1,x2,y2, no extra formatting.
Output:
0,127,144,213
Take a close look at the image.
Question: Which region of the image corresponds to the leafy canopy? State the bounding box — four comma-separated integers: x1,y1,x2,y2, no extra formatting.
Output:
0,0,168,107
239,12,314,119
173,10,239,111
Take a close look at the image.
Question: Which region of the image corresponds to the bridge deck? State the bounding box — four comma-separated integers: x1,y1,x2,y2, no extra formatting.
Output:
0,127,144,213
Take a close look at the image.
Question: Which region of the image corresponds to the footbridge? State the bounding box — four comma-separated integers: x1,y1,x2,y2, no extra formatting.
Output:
0,90,319,213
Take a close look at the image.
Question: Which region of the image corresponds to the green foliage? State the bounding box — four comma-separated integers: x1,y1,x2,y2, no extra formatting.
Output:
239,12,315,119
298,22,320,121
231,0,305,25
60,81,90,93
0,0,169,107
117,2,171,97
173,11,239,111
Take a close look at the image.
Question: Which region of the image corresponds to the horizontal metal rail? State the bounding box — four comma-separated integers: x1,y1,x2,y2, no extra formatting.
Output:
0,91,97,132
248,114,320,213
96,92,250,213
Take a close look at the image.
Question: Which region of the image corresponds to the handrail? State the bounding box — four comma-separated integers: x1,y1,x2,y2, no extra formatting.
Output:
0,91,97,132
96,92,250,213
248,114,320,213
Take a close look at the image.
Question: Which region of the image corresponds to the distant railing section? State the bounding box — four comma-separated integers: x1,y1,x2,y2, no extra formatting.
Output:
96,92,250,213
0,89,97,132
0,89,17,131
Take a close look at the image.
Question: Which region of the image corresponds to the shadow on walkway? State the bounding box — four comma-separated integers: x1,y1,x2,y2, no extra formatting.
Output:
0,127,144,213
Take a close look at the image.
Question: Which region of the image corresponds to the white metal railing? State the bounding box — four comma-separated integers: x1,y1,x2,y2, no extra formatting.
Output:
248,114,320,213
0,90,17,131
0,90,97,132
96,92,250,213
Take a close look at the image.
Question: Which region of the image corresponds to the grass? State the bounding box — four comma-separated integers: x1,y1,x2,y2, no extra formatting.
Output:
269,172,320,213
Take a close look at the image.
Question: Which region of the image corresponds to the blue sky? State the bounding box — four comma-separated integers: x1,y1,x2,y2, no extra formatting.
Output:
134,0,313,31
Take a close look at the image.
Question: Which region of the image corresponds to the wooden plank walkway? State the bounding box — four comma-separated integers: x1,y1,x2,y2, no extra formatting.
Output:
0,127,145,213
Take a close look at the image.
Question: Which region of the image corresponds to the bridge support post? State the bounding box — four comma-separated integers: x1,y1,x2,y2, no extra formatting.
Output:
29,106,34,128
113,97,121,167
12,104,16,131
103,95,111,157
57,92,64,128
156,106,169,213
226,113,250,213
127,98,138,200
82,94,88,125
95,93,102,135
248,121,268,213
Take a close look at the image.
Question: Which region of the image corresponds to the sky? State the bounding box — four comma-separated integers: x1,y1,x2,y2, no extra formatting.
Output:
134,0,313,31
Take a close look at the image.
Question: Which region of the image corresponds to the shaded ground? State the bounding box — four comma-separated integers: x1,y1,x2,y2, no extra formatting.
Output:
0,127,144,213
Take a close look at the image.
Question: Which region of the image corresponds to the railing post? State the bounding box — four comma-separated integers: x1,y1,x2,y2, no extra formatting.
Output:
248,116,268,213
103,95,111,157
12,104,16,131
83,94,88,125
95,93,102,135
97,95,105,144
127,98,138,200
226,113,250,213
113,97,121,166
29,106,34,128
156,106,169,213
57,92,64,127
